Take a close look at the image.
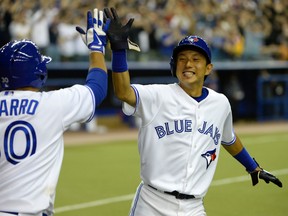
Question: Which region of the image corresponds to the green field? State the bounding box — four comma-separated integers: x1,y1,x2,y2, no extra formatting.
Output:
54,131,288,216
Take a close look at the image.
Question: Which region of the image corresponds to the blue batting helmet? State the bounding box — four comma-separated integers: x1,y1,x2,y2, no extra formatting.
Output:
0,39,52,90
170,36,211,77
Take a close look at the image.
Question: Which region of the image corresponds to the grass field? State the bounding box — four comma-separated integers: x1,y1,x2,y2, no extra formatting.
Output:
54,130,288,216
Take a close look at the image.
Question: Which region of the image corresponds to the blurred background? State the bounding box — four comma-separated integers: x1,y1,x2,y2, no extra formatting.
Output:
1,0,288,130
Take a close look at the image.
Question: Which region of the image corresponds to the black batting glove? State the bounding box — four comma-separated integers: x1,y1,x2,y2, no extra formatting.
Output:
250,158,282,188
104,7,140,52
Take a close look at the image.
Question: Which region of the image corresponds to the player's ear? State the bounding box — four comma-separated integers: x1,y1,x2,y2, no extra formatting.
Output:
205,63,213,76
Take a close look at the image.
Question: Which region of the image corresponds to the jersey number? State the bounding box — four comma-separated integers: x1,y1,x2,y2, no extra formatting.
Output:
3,120,37,165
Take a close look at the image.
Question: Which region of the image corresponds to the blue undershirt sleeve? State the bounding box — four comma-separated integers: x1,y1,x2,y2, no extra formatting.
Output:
85,68,107,107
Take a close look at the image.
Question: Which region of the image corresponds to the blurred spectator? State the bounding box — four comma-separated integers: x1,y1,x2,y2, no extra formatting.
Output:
210,17,231,61
57,7,78,62
0,0,12,47
242,17,270,60
223,26,245,60
29,0,59,55
9,8,31,41
47,13,61,61
154,17,182,60
73,3,90,61
222,73,245,122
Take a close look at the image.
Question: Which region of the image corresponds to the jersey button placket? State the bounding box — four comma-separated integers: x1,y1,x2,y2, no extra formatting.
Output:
186,104,198,185
195,104,201,150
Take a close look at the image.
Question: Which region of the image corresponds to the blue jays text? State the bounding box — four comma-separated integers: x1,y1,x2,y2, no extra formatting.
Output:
0,99,39,116
155,120,221,145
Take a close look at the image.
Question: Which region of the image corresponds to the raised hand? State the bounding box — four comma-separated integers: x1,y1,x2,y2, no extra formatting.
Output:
104,7,140,52
76,9,110,54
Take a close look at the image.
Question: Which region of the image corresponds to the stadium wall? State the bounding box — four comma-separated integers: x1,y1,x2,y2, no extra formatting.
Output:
46,60,288,121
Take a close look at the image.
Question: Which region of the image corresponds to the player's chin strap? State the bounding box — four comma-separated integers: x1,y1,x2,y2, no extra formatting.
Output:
250,158,282,188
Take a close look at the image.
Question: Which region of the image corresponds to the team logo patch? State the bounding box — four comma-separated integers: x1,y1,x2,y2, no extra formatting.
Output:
188,36,199,44
201,148,217,169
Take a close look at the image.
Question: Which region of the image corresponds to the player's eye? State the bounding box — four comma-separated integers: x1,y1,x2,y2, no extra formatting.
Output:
178,57,187,62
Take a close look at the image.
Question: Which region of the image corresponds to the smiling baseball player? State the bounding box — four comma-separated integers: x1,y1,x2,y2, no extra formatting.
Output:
0,9,109,216
103,7,282,216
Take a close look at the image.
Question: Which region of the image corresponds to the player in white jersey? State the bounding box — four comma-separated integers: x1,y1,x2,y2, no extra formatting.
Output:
103,7,282,216
0,9,109,216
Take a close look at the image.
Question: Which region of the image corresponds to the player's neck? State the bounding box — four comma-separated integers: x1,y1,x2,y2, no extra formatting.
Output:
16,87,39,92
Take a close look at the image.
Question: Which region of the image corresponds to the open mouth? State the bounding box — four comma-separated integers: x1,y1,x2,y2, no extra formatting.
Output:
183,71,196,78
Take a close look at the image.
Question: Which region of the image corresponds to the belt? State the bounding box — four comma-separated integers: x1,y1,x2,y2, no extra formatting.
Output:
0,212,18,215
148,185,195,200
0,212,47,216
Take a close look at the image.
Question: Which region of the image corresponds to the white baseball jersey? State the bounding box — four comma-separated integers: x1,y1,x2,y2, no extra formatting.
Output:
0,85,95,215
123,83,235,198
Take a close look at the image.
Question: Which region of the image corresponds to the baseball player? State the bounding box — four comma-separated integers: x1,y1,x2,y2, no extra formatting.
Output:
0,9,109,216
103,7,282,216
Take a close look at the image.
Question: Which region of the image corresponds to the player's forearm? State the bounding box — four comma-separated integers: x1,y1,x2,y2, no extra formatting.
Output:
222,134,243,156
112,71,136,106
223,134,258,172
89,52,107,72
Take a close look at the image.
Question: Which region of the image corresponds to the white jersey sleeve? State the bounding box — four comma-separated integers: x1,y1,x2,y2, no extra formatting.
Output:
221,107,236,145
54,84,96,129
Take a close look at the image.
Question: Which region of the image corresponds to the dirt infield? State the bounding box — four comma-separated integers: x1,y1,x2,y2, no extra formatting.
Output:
63,116,288,146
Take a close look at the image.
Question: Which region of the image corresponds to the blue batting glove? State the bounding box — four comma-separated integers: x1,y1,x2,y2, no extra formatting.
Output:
76,9,110,54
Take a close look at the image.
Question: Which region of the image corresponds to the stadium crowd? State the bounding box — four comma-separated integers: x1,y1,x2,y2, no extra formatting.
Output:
0,0,287,62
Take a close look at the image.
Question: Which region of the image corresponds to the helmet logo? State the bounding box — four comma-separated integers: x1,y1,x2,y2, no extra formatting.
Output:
187,36,199,44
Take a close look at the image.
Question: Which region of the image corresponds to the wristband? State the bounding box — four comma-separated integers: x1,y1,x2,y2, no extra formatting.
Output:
112,49,128,72
234,148,258,172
